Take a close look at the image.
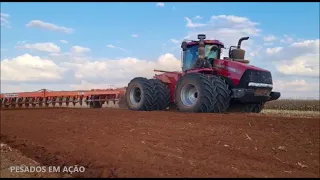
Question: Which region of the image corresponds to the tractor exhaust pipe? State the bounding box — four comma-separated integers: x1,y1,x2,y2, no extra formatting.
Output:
237,37,249,49
198,34,206,60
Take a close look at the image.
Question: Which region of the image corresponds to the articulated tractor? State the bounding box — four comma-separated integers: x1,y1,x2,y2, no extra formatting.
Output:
125,34,281,113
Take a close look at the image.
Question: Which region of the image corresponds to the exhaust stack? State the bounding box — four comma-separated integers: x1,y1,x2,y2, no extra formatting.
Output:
237,37,249,49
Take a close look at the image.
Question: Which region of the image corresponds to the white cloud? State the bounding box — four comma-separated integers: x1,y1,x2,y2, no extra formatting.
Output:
280,35,294,44
106,44,127,52
17,41,27,44
170,39,180,44
266,39,319,77
71,46,91,54
264,35,276,42
267,39,319,61
265,47,283,55
276,53,319,77
1,13,10,28
273,79,319,99
62,53,181,87
0,83,74,93
0,52,181,92
26,20,73,34
291,39,319,48
259,38,319,98
211,15,259,28
0,13,9,18
16,42,61,53
274,79,308,92
263,42,274,46
131,34,138,38
0,54,64,82
194,15,202,20
156,3,165,7
60,40,68,44
185,15,261,42
184,17,206,28
107,45,116,48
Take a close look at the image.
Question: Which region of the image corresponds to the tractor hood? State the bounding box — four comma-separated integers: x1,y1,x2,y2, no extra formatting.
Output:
213,59,273,87
214,59,270,73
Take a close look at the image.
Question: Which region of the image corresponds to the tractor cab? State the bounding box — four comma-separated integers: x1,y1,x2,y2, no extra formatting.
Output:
181,35,251,71
181,34,224,71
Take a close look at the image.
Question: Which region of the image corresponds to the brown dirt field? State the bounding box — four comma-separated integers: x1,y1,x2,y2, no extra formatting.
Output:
0,108,319,178
0,143,72,178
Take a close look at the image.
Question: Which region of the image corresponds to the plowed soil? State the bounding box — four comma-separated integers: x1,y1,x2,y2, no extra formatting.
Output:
0,108,319,178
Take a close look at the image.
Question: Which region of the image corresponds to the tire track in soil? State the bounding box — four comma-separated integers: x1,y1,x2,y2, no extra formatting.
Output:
0,108,319,178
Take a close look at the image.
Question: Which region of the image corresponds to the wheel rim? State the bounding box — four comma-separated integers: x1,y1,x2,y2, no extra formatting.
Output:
180,84,198,106
129,86,142,104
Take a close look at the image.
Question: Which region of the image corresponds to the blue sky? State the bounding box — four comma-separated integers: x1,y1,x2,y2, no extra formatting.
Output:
0,2,319,99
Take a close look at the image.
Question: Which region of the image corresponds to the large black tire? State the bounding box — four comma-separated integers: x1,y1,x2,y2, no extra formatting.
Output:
125,77,156,111
228,102,265,113
174,73,214,113
209,76,231,113
149,79,170,110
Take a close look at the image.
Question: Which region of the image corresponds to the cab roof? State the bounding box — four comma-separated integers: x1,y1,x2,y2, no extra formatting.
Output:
186,40,224,48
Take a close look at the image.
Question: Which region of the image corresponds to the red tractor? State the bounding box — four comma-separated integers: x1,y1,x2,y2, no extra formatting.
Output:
124,34,281,113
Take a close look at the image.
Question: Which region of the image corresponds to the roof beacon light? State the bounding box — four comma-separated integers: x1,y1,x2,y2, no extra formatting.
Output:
197,34,206,41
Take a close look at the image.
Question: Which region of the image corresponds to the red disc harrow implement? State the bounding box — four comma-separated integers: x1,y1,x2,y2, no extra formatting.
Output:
0,88,127,109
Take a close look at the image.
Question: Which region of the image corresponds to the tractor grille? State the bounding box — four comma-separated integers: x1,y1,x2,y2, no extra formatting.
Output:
237,70,273,88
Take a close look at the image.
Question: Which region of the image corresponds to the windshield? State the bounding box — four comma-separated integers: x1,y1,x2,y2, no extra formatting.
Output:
182,44,220,71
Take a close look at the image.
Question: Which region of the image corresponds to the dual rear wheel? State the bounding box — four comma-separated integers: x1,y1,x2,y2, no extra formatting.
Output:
125,77,170,111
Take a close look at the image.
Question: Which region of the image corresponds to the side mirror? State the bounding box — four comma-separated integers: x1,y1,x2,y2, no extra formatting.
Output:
181,41,187,51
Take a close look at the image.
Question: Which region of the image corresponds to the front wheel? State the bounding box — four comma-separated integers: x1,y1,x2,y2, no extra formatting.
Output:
209,76,231,113
174,73,214,113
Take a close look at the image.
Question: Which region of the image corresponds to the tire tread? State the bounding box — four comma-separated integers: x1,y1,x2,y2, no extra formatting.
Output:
125,77,157,111
175,73,214,113
208,76,231,113
149,79,170,110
